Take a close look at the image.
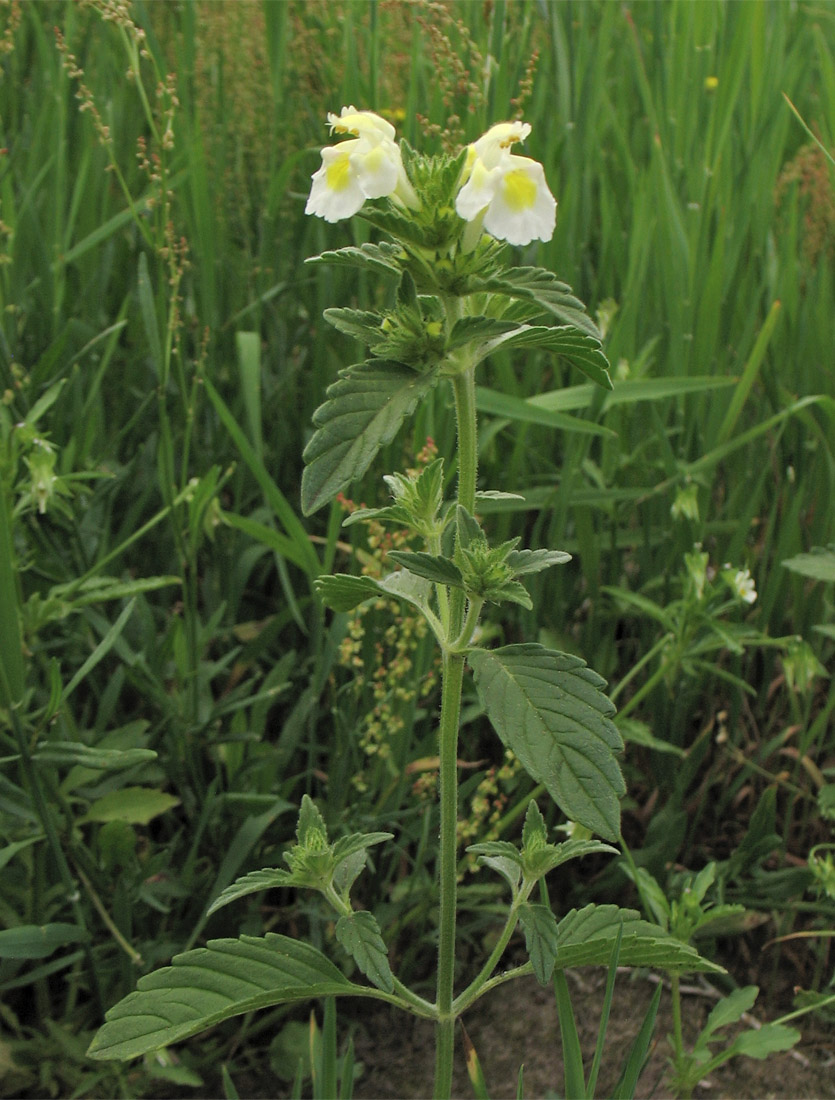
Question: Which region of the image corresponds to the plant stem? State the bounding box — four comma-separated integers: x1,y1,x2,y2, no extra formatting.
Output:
452,900,522,1014
433,364,479,1100
433,649,465,1100
670,971,688,1092
451,367,478,518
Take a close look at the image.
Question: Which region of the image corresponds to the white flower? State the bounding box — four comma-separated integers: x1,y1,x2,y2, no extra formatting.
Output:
730,567,757,605
455,121,557,246
305,106,417,223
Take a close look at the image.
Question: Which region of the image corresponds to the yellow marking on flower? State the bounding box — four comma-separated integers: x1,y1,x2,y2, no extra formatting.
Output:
362,145,386,173
502,168,538,211
332,112,367,134
325,152,353,191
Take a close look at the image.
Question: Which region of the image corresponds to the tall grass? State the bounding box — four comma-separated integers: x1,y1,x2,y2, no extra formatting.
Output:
0,1,832,1094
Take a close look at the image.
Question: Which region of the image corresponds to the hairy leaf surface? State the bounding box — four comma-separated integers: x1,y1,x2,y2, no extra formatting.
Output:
302,362,440,514
518,903,560,985
87,935,368,1061
305,242,403,277
479,325,612,390
465,267,602,341
335,911,394,993
554,905,724,972
468,644,624,840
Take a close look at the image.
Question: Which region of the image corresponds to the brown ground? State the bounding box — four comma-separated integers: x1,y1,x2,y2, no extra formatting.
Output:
349,969,835,1100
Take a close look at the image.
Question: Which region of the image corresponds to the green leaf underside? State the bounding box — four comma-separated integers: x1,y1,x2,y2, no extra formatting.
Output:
206,869,295,916
301,362,440,515
479,326,612,390
87,934,368,1061
315,574,382,613
324,307,384,345
335,911,394,993
447,316,519,349
518,903,560,985
465,267,602,341
506,548,572,575
315,572,433,616
386,551,464,588
554,905,723,973
468,644,625,841
305,241,403,277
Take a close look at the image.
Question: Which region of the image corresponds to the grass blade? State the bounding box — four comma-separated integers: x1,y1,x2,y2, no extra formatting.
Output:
553,968,586,1099
611,982,662,1099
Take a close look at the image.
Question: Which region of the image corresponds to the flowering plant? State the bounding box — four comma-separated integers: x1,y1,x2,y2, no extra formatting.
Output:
88,110,719,1097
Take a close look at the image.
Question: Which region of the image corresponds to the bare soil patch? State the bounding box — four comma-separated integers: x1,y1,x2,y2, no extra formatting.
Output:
350,970,835,1100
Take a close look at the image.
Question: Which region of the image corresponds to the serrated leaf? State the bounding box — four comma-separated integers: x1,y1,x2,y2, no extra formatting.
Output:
324,307,385,346
456,505,483,548
331,831,394,865
296,795,328,847
80,787,179,825
447,316,519,350
522,800,547,851
315,574,383,612
466,267,602,340
485,579,533,609
87,934,365,1061
301,362,440,515
359,203,433,246
554,904,723,973
207,868,296,917
506,548,572,576
523,838,619,882
480,325,612,390
335,911,394,993
331,832,393,896
386,551,464,588
375,569,434,614
518,903,560,986
475,855,522,894
468,644,624,841
305,241,403,277
342,503,415,528
333,848,367,896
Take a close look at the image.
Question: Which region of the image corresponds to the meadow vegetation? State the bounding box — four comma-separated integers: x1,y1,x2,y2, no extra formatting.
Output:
0,1,833,1096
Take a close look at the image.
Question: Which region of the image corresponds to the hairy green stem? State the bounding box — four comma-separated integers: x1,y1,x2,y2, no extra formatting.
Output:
670,972,685,1071
433,364,480,1100
451,367,478,518
452,900,522,1015
433,650,465,1099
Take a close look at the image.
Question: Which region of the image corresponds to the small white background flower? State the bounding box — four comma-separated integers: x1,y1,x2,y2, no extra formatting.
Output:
456,121,557,246
728,567,757,604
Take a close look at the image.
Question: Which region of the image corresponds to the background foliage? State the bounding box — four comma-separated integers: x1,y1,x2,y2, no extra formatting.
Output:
0,0,833,1095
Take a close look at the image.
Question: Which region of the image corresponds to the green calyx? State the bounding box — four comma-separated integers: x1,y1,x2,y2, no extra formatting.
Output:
282,795,393,905
467,799,619,903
